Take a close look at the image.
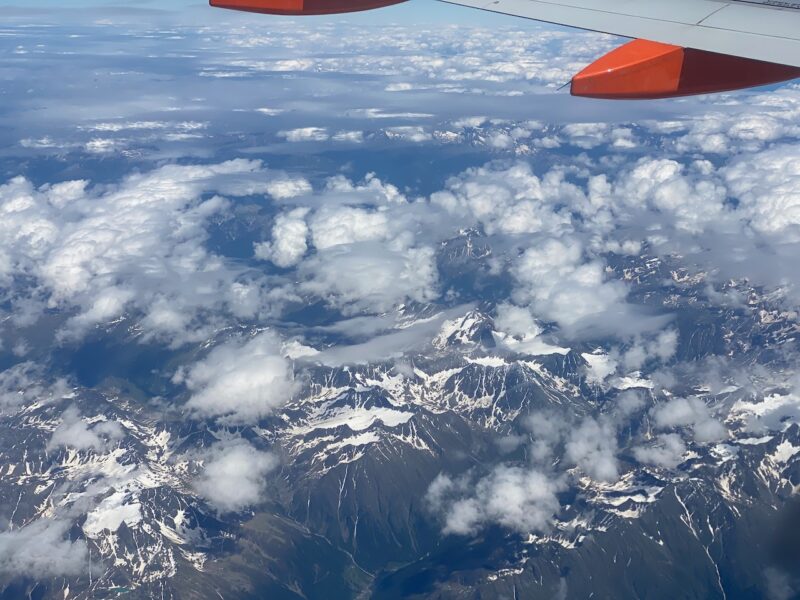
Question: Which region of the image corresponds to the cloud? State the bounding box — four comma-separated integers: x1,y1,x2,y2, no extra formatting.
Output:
0,362,70,414
619,330,678,372
254,208,310,268
651,397,727,443
309,206,391,250
564,417,620,481
265,178,312,200
179,331,298,424
492,303,569,356
764,567,796,600
430,162,573,236
298,243,439,315
309,307,470,366
0,518,88,577
426,466,565,536
194,439,279,513
723,144,800,235
632,433,687,469
278,127,329,142
46,405,124,452
511,238,640,339
0,160,288,345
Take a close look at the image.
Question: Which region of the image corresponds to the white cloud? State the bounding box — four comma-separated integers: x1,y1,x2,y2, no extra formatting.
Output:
511,238,632,338
0,160,282,345
426,466,564,536
194,439,278,513
430,162,573,236
298,243,439,315
278,127,329,142
254,208,310,268
179,331,298,424
0,362,70,414
0,518,88,577
310,207,391,250
265,178,312,200
47,406,124,452
651,397,727,443
633,433,687,469
723,144,800,234
493,304,569,356
564,417,620,482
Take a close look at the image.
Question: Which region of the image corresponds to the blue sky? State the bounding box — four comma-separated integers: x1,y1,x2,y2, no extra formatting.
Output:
0,0,554,26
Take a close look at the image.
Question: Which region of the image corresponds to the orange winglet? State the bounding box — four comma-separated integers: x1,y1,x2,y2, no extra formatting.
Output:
210,0,406,15
571,39,800,99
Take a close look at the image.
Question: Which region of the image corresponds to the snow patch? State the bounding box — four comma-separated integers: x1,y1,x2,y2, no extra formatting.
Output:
83,491,142,537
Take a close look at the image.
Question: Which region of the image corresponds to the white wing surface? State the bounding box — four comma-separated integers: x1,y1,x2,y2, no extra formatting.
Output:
439,0,800,68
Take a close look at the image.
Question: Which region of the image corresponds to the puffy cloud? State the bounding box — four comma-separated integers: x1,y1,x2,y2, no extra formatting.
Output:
426,466,565,536
264,178,312,200
494,303,542,339
615,390,646,417
278,127,329,142
309,207,391,250
298,243,439,315
322,173,406,206
431,162,573,236
254,208,310,268
723,144,800,234
0,362,70,414
610,158,727,234
525,410,571,463
194,439,278,513
492,303,569,355
651,397,727,443
765,567,797,600
619,330,679,372
526,411,621,481
47,406,124,452
0,160,287,345
564,417,620,482
0,518,88,577
632,433,687,469
511,238,638,339
179,331,298,424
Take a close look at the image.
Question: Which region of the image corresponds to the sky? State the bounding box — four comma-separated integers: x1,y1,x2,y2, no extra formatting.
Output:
0,0,564,26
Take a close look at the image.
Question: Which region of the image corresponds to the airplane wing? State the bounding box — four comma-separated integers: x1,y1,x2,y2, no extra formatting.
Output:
210,0,800,99
438,0,800,70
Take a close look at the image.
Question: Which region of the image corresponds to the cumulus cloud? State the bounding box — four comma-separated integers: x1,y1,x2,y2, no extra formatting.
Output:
0,518,88,577
254,208,310,268
278,127,329,142
309,206,391,250
511,238,636,339
617,330,679,373
632,433,687,469
492,303,569,355
0,160,288,345
47,406,124,452
265,178,312,200
178,331,298,424
298,243,439,315
0,362,70,414
431,162,573,236
651,397,727,443
564,417,620,481
426,466,565,536
194,439,279,513
525,410,571,464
